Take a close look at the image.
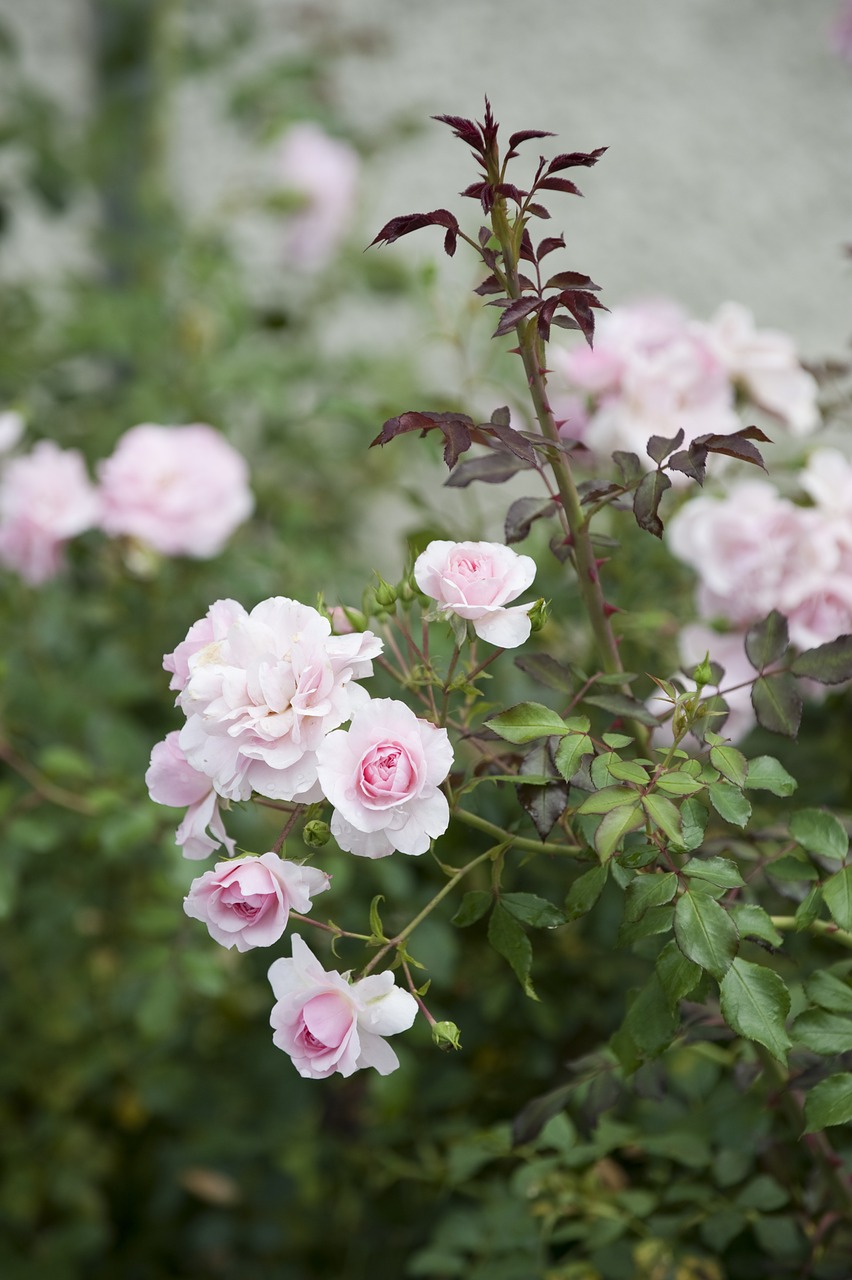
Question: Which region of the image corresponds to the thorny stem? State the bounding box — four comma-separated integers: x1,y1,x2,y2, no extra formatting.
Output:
360,845,498,977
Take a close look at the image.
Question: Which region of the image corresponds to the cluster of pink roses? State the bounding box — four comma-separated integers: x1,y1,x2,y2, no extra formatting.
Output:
147,541,538,1077
0,420,253,585
661,448,852,740
550,299,819,460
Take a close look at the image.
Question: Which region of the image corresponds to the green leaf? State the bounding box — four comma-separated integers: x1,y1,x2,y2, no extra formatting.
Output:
804,1074,852,1131
451,890,492,927
607,758,650,785
745,610,789,669
682,856,745,892
792,1008,852,1055
577,785,641,815
643,792,682,845
679,798,709,852
744,755,797,797
708,781,751,829
623,872,678,923
730,903,783,949
595,801,645,861
735,1175,788,1211
709,744,748,788
602,733,633,749
564,863,608,921
617,904,675,947
485,701,570,743
823,866,852,931
794,884,823,931
656,938,702,1011
369,894,387,941
790,635,852,685
514,652,575,694
488,903,536,999
501,892,566,929
554,732,593,781
804,970,852,1015
751,673,802,737
769,852,820,882
674,891,738,978
719,958,792,1062
789,808,849,863
614,974,679,1070
655,770,705,796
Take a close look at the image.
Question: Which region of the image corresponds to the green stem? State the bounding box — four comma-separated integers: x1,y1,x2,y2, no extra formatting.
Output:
770,916,852,950
454,807,581,856
360,846,498,977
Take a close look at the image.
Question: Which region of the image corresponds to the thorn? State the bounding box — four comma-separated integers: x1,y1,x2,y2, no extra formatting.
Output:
603,603,621,618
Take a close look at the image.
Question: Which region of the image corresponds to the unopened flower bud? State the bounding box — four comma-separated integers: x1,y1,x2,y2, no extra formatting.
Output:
329,605,368,634
302,820,331,848
528,598,549,633
691,653,713,689
431,1020,462,1051
374,575,398,609
398,578,415,604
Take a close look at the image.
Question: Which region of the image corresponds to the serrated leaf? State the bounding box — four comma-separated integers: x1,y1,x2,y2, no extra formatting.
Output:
578,785,641,815
789,808,849,862
624,872,678,922
679,798,709,852
752,672,802,737
792,1008,852,1055
708,781,751,828
617,904,675,947
633,469,672,538
804,970,852,1015
445,452,533,487
683,856,745,891
655,770,705,797
505,496,557,544
595,802,644,861
790,635,852,685
656,937,702,1011
643,792,683,846
518,743,568,840
618,975,679,1066
565,864,608,921
720,958,791,1062
646,428,685,465
501,892,566,929
823,866,852,930
488,902,536,999
795,884,823,931
607,759,650,785
602,733,634,749
804,1074,852,1131
514,652,575,694
451,890,492,927
745,611,789,669
709,744,748,788
744,756,797,797
730,904,783,949
485,702,570,743
674,891,738,978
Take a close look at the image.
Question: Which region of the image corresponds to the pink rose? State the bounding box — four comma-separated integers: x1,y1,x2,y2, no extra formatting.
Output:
277,122,359,270
0,440,101,584
268,934,417,1079
184,855,330,952
98,423,253,558
707,302,819,436
163,597,247,694
317,698,453,859
177,596,382,803
145,731,235,860
414,539,537,647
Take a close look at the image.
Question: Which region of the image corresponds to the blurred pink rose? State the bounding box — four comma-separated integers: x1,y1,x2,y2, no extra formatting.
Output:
268,934,417,1078
317,698,453,859
145,731,235,860
550,300,737,461
707,302,819,435
830,1,852,61
184,854,330,952
177,596,382,803
0,440,100,584
277,122,359,269
98,423,253,558
414,539,537,647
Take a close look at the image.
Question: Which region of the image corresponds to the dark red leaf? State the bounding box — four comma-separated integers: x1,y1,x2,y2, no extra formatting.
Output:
551,314,581,331
559,291,596,345
370,209,460,249
493,296,542,338
444,226,458,257
486,423,538,464
505,497,558,544
474,274,504,296
494,183,527,205
478,225,492,246
519,229,536,263
667,447,706,484
536,295,560,342
526,202,551,220
546,147,608,173
544,270,601,292
370,410,477,472
692,430,768,470
445,453,533,488
537,235,566,261
646,428,685,465
480,97,499,148
490,405,511,427
537,177,583,197
508,129,556,151
432,114,483,152
440,419,473,469
633,470,672,538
